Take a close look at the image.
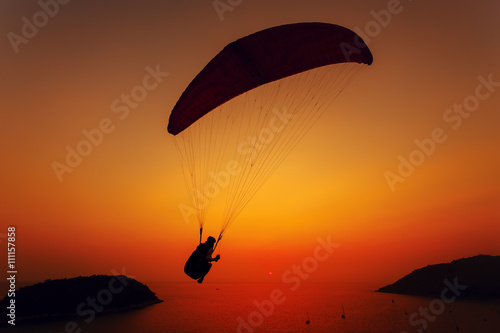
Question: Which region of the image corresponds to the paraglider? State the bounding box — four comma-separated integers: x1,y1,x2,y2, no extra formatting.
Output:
168,22,373,279
184,236,221,283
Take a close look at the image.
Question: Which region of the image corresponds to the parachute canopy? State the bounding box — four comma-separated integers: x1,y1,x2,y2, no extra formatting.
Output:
168,22,372,135
168,22,373,246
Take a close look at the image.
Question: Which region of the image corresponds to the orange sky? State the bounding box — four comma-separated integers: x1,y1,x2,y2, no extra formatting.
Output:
1,0,499,290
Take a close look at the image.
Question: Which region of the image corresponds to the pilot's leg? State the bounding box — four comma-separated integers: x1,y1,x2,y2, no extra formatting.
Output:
197,263,213,284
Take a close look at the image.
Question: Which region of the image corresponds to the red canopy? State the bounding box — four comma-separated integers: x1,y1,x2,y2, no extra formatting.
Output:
168,22,373,135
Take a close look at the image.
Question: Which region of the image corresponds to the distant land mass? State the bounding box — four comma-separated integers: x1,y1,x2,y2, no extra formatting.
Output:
377,255,500,298
0,275,162,325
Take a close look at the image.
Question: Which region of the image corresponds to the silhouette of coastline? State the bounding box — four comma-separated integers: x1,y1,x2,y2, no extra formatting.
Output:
377,255,500,299
0,275,162,325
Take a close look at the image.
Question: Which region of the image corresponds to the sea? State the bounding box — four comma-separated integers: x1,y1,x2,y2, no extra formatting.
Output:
4,283,500,333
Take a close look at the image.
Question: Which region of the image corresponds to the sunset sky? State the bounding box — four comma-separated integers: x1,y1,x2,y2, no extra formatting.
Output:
1,0,499,290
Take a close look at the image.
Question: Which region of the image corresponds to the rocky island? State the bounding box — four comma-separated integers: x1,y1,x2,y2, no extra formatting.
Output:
0,275,162,325
377,255,500,298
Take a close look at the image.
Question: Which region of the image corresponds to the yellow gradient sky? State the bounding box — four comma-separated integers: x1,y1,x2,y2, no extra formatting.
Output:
1,0,499,289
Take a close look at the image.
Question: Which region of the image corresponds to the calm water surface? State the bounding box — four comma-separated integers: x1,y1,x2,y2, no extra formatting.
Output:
7,283,500,333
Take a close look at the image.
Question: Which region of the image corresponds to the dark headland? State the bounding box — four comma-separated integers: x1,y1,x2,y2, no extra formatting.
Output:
0,275,162,325
377,255,500,299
